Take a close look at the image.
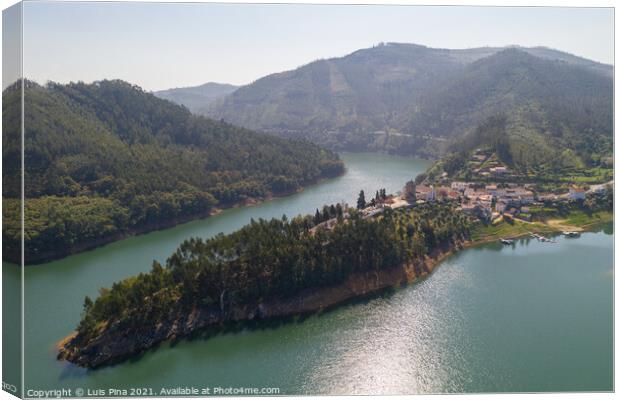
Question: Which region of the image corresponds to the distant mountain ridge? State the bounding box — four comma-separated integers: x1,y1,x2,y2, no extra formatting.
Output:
409,48,612,166
203,43,612,162
154,82,238,113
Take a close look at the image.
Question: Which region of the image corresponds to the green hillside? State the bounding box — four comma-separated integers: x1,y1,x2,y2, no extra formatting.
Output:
421,114,613,187
2,80,344,263
205,44,612,161
206,43,464,153
408,49,612,164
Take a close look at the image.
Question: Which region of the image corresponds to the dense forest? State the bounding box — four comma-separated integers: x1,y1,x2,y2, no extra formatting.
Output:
2,80,344,263
205,44,612,162
72,203,471,344
409,49,613,168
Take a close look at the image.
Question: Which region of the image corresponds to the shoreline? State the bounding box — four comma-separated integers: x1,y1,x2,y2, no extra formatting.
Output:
56,242,459,369
9,170,345,266
56,211,612,369
469,211,613,248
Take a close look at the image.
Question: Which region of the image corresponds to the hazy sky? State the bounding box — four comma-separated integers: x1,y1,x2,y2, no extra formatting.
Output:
18,2,614,91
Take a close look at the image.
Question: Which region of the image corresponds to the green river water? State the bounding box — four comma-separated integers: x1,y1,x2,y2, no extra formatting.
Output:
3,153,613,395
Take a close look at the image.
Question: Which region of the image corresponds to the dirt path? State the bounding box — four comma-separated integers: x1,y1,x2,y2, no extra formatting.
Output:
546,219,584,232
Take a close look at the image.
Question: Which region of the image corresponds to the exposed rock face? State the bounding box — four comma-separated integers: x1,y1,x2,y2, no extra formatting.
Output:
58,246,456,369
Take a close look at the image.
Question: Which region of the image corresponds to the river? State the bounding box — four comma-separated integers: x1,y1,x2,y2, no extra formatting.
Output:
4,152,613,395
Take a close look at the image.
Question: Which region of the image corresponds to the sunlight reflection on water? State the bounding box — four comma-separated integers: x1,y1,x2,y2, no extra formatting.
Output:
299,230,612,394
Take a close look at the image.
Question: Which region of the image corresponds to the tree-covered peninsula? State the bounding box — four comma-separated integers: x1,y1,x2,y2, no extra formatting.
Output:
2,80,344,264
58,203,471,368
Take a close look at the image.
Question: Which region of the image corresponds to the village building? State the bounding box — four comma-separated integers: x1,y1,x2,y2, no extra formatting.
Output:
485,184,499,195
416,185,436,201
477,194,493,208
495,200,508,213
537,194,558,202
461,203,491,221
569,186,586,201
514,189,534,204
451,181,470,191
435,186,460,200
495,188,534,205
490,166,508,175
464,188,489,202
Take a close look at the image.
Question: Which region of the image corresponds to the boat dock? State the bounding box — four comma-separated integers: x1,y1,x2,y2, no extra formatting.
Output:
563,231,581,238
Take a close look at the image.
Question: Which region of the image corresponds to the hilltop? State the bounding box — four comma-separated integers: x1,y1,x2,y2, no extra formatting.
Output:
203,43,612,162
408,49,612,164
153,82,238,113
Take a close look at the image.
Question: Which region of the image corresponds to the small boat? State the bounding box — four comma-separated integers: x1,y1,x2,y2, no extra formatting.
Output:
539,235,556,243
563,231,581,238
500,238,514,245
532,233,549,242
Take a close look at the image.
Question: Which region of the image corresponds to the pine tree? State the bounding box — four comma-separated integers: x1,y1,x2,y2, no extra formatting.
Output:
357,190,366,209
322,206,330,221
314,209,321,225
336,203,343,217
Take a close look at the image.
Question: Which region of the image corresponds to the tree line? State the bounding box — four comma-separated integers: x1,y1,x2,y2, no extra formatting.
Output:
74,203,471,340
2,80,345,262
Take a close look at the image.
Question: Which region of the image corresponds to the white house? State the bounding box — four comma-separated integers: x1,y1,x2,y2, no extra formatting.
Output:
569,187,586,201
490,166,508,175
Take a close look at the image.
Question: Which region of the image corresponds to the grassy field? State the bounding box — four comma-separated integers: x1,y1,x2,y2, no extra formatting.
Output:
471,219,553,242
562,210,613,227
556,167,614,184
471,210,612,243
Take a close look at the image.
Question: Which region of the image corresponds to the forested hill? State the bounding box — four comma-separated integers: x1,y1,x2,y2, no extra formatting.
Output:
206,43,465,151
204,43,612,160
2,79,344,264
408,49,613,165
153,82,238,114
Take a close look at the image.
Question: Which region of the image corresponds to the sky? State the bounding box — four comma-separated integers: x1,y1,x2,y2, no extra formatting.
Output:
12,1,615,91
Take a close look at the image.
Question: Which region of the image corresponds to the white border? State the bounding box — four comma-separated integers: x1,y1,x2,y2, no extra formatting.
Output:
0,1,616,400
